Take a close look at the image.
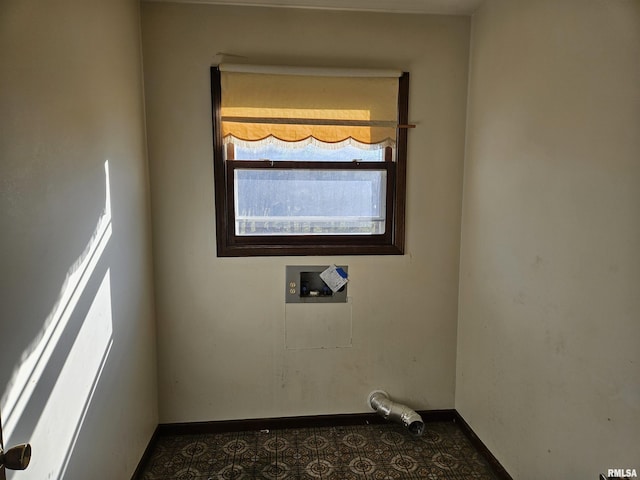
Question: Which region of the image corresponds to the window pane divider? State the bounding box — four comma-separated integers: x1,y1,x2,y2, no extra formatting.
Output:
226,160,394,170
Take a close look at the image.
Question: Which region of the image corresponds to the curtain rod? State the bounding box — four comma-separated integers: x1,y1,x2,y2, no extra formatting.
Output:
218,63,403,78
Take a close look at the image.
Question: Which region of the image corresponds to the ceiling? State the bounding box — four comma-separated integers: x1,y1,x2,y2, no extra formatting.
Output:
144,0,484,16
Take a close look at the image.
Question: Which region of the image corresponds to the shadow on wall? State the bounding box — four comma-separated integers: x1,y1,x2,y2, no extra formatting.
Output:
1,161,116,480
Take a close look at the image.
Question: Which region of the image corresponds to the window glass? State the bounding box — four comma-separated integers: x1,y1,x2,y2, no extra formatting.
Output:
227,137,387,162
234,169,386,235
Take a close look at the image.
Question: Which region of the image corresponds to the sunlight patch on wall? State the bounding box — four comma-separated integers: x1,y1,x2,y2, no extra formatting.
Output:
22,269,113,480
2,161,113,458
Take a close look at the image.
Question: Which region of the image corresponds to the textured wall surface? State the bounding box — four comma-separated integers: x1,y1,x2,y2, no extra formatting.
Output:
0,1,158,478
141,3,470,423
457,1,640,477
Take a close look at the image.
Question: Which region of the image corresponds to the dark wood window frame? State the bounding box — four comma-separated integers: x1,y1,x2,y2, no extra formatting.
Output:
211,66,409,257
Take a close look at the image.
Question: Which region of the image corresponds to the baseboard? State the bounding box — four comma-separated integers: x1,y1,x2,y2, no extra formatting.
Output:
157,409,456,436
130,425,160,480
132,409,512,480
453,410,514,480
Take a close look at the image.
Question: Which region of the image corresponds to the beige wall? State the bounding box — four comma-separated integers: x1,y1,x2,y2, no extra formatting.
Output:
141,3,470,422
3,0,636,476
0,0,157,478
457,0,640,477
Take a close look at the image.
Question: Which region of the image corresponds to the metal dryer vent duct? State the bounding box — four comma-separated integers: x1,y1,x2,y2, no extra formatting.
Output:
368,390,425,436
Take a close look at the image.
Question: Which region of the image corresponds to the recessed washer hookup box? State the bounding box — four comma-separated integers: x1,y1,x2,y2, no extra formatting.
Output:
285,265,348,303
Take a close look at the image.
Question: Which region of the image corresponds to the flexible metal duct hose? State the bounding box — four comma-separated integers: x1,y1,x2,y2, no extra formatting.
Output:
368,390,425,436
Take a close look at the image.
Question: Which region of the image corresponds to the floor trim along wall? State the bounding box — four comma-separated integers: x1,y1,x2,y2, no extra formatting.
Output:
452,411,513,480
131,409,513,480
131,425,160,480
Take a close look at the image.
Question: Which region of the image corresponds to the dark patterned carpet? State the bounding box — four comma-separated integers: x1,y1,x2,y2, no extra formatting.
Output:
140,421,499,480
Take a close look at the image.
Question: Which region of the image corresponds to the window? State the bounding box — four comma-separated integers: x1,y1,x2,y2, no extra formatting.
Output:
211,64,410,256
